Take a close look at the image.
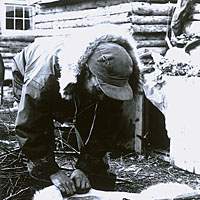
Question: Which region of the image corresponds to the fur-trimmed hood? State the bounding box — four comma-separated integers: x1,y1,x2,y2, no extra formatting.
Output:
57,23,141,97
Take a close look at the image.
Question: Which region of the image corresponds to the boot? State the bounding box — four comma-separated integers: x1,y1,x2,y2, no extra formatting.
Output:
88,171,116,191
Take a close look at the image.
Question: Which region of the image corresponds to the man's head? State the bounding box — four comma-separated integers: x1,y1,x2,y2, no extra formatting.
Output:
83,42,133,101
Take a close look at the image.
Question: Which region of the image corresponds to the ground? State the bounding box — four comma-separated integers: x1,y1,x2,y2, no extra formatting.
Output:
1,96,200,200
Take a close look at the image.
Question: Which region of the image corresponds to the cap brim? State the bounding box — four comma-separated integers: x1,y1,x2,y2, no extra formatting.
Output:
97,79,133,101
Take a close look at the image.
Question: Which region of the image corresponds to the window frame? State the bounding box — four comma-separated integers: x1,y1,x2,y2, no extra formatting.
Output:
2,3,35,34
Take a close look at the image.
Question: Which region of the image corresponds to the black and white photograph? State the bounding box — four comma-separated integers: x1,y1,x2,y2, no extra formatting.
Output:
1,0,200,199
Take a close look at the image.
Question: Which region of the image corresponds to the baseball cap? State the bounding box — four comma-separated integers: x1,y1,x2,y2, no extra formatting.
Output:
87,42,133,100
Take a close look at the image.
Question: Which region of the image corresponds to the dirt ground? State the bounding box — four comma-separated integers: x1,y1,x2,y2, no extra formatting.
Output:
1,98,200,200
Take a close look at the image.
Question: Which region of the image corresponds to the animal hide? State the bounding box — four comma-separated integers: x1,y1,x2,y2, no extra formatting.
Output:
33,182,200,200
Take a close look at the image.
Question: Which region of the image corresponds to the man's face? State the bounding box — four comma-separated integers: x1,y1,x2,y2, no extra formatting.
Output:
84,72,105,101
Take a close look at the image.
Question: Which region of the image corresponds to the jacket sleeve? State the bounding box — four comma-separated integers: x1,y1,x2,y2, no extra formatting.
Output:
15,74,75,159
12,50,26,102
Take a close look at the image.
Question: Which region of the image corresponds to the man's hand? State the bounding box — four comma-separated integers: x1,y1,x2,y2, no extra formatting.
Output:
70,169,91,193
50,170,76,196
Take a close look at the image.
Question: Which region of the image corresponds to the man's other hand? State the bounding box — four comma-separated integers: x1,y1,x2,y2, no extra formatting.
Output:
70,169,91,193
50,170,76,196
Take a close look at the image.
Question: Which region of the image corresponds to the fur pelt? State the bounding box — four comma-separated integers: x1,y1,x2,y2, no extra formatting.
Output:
33,182,200,200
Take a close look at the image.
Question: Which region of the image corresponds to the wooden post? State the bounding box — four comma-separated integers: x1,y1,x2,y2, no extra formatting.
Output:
0,54,5,105
0,84,3,105
134,91,144,153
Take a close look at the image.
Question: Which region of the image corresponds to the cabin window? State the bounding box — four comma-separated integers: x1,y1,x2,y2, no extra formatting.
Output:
5,5,33,30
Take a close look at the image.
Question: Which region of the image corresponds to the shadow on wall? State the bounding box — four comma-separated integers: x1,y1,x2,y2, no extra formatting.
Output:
144,97,170,151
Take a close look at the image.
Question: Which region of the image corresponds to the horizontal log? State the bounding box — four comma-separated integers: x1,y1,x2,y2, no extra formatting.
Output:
31,29,70,37
0,35,35,42
0,41,30,48
134,33,166,40
35,24,168,39
0,47,22,53
137,47,168,56
130,15,171,24
0,45,26,52
35,23,53,29
35,13,129,28
33,26,105,36
137,40,167,48
35,15,130,29
130,2,175,16
1,52,16,59
34,23,132,37
39,0,134,13
39,0,178,15
2,58,14,64
36,3,132,23
131,24,168,33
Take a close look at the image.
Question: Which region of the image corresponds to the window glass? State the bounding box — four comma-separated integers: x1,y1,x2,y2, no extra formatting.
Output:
5,5,33,31
15,7,23,18
25,19,30,30
6,6,14,17
25,7,30,18
16,19,23,30
6,18,14,29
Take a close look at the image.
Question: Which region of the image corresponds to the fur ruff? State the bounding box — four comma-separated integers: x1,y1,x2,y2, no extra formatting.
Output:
58,24,141,97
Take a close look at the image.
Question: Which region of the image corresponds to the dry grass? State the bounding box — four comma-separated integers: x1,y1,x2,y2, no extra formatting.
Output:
0,97,35,200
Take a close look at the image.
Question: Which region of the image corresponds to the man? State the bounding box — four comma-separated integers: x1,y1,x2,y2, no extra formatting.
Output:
12,24,141,196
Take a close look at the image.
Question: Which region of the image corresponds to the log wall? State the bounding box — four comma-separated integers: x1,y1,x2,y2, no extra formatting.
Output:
5,0,200,78
0,0,178,79
0,36,35,79
34,0,177,65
